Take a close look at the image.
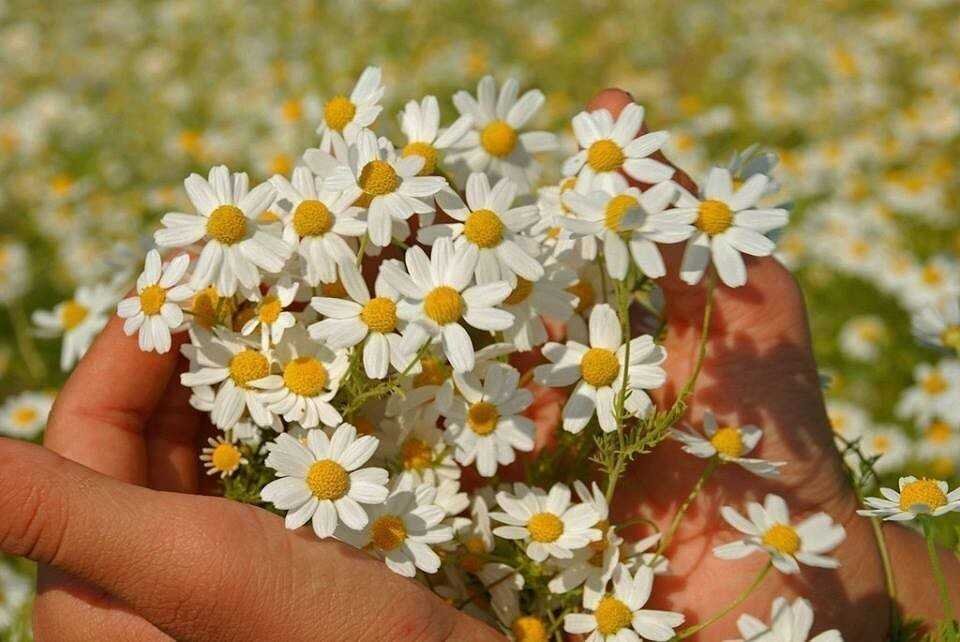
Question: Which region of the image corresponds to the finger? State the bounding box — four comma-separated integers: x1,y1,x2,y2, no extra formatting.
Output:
0,438,499,641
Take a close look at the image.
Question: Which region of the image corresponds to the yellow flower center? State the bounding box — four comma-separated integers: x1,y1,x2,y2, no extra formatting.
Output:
306,459,350,500
468,401,500,436
504,278,534,306
594,596,633,635
761,524,801,555
696,200,734,235
941,325,960,352
871,435,891,452
324,95,356,132
480,120,518,158
586,139,625,173
922,372,948,395
191,286,232,329
459,536,487,573
604,194,638,232
423,286,463,325
511,616,549,642
257,295,283,324
922,264,943,286
710,426,744,459
527,512,564,543
281,98,303,122
282,356,328,397
360,297,398,333
580,348,620,387
567,279,596,315
401,437,433,471
926,421,952,444
463,209,504,248
206,205,248,245
293,199,333,237
359,160,400,197
899,478,947,512
414,355,450,387
139,285,167,316
60,300,89,330
228,349,270,388
402,141,439,175
211,442,242,473
371,514,407,551
12,407,38,426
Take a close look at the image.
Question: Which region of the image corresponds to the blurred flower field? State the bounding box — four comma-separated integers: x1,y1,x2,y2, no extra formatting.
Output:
1,0,959,637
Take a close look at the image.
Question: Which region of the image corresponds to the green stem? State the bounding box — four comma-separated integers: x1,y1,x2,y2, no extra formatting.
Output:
655,458,718,559
604,275,635,503
675,561,772,639
8,303,46,381
676,275,715,402
921,516,956,623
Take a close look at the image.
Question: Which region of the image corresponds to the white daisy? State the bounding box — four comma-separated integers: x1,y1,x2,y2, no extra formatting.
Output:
563,564,685,642
384,237,514,372
0,391,54,440
730,597,843,642
500,262,578,351
240,279,299,351
838,315,888,362
398,95,473,176
422,173,543,285
533,303,666,433
33,283,116,370
491,482,601,562
535,176,596,261
670,410,785,478
896,359,960,426
154,165,292,296
672,167,789,288
916,420,960,465
200,435,248,479
857,424,911,475
441,362,535,477
386,415,460,485
261,425,389,539
562,102,674,193
323,129,446,247
448,76,558,191
714,494,846,575
316,66,385,150
913,298,960,354
270,166,366,286
858,476,960,521
117,250,193,354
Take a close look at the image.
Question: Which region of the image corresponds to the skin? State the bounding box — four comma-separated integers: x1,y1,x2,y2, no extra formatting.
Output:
0,88,957,641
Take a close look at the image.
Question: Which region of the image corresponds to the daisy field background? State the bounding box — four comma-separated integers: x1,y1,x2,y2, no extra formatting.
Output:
0,0,958,638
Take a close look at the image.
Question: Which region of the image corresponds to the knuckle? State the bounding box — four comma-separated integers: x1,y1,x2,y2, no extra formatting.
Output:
0,446,70,565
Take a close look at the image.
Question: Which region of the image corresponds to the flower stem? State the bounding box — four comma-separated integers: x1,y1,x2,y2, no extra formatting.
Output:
676,560,772,639
921,516,956,624
7,303,46,381
654,457,718,560
676,274,716,403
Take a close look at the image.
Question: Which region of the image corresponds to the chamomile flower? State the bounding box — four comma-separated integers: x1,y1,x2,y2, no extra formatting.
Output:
33,283,116,370
154,165,292,296
398,95,473,176
563,102,674,193
337,474,453,577
323,129,445,247
316,66,384,150
240,280,299,351
261,425,389,538
562,181,695,279
449,76,558,191
534,304,666,433
309,258,410,380
838,315,888,362
916,420,960,464
913,298,960,354
500,263,578,351
270,166,366,286
858,476,960,521
384,237,514,372
387,415,460,485
670,410,785,478
563,564,685,642
491,482,601,562
535,176,597,261
731,597,843,642
441,362,535,477
714,494,846,575
857,424,910,474
0,391,54,439
200,435,248,479
117,250,193,353
895,359,960,426
672,168,789,288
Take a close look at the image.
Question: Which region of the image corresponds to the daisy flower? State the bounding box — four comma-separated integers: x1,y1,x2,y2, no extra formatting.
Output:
491,482,601,562
916,420,960,465
562,181,695,279
240,280,299,351
33,283,116,370
316,66,384,150
913,298,960,354
533,304,666,433
731,597,842,642
337,474,453,577
858,476,960,521
895,359,960,426
0,391,54,440
200,435,248,479
562,102,674,193
386,415,460,485
670,410,785,478
563,564,685,642
448,76,558,191
117,250,193,353
261,425,389,539
838,315,888,362
441,362,535,477
154,165,292,296
383,237,514,372
857,424,910,475
398,95,473,176
309,258,410,380
672,167,789,288
323,129,445,247
500,262,578,351
270,166,366,287
714,494,846,575
251,327,348,428
535,176,597,261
